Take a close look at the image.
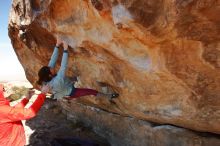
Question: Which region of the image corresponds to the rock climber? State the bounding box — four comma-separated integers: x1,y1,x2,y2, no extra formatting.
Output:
37,37,119,100
0,84,50,146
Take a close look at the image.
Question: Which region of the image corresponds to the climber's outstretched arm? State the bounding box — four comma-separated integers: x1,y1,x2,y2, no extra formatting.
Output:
48,37,62,68
57,41,69,79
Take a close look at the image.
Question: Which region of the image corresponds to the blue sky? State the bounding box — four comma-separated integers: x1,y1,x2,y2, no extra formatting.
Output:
0,1,27,81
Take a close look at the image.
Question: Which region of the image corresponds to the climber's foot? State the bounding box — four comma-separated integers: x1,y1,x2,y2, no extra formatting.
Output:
110,93,119,99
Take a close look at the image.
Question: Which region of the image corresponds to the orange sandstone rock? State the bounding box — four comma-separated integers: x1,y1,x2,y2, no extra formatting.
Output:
8,0,220,134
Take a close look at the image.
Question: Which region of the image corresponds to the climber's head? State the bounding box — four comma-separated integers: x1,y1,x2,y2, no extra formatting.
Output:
37,66,54,85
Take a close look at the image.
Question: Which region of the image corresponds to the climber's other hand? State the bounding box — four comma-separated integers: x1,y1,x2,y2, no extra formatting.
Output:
63,41,69,50
56,36,62,47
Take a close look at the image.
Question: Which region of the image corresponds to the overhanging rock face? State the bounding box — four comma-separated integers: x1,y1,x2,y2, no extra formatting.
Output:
8,0,220,134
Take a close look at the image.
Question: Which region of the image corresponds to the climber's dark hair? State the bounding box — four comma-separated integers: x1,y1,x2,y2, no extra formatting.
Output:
37,66,52,85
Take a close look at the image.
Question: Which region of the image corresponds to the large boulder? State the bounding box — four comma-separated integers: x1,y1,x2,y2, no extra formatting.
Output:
8,0,220,134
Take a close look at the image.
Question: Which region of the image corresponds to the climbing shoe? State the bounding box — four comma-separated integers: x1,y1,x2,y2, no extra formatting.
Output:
111,93,119,99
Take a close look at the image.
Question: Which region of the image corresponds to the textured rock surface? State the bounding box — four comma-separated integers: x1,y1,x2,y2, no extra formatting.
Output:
8,0,220,134
61,100,220,146
24,99,109,146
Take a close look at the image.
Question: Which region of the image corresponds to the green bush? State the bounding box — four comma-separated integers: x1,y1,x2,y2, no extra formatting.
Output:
8,86,29,101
